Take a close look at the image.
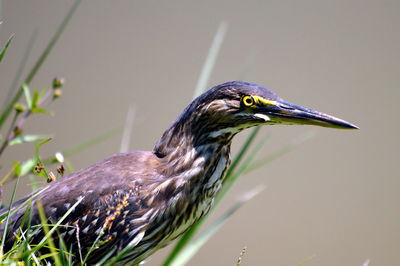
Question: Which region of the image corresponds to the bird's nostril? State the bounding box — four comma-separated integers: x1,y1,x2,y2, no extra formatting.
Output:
279,104,294,110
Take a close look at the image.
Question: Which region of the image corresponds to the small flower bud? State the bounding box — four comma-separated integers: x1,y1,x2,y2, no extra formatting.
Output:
14,103,26,113
55,152,64,163
52,77,65,89
13,126,22,137
47,171,56,183
53,89,62,99
34,163,44,173
57,164,65,176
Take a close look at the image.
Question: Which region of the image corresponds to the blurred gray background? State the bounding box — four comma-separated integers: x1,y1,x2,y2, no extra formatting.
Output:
0,1,399,265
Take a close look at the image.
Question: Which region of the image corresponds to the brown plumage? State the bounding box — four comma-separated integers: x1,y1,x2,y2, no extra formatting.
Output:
0,81,357,264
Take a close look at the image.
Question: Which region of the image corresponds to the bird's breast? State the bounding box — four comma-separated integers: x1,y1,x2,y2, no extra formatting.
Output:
166,145,231,240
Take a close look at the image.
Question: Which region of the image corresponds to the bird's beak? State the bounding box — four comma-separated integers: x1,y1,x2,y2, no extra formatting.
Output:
256,97,358,129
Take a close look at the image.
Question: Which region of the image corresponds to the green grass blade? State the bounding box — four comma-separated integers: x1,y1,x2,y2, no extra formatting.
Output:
8,134,50,146
18,229,40,265
119,105,135,153
96,247,117,265
0,164,16,185
22,83,32,110
102,240,134,266
36,200,62,265
82,225,105,264
170,186,264,266
62,126,122,157
0,33,14,62
214,133,270,207
297,254,316,266
21,196,84,257
0,175,19,262
2,30,37,112
18,127,122,176
223,126,260,186
244,130,315,174
0,0,81,131
13,199,32,248
193,21,228,98
0,187,48,221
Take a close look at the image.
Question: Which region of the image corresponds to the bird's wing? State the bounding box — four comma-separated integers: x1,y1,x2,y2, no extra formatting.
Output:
1,151,161,260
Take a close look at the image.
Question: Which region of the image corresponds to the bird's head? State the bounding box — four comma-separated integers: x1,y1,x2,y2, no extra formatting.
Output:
154,81,358,156
192,80,357,133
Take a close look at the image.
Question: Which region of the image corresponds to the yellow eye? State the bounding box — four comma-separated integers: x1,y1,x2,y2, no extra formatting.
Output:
242,96,255,107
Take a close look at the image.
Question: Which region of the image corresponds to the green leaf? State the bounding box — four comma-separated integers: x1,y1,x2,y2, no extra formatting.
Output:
169,186,264,266
0,34,14,62
19,157,37,176
35,138,52,157
11,160,21,176
34,138,52,179
31,107,53,115
8,134,50,146
22,83,32,110
32,89,40,108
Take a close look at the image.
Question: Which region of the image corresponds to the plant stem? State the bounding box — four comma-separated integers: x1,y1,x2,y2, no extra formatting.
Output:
0,112,19,157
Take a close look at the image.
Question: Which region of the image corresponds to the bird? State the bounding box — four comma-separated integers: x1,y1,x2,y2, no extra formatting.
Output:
0,81,358,264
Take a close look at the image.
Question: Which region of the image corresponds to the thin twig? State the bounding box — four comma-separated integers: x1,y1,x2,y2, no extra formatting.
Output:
0,112,19,156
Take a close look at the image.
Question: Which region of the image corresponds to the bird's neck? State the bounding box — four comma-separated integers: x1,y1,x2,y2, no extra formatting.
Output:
153,117,237,187
153,112,238,159
146,122,236,240
155,130,233,178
